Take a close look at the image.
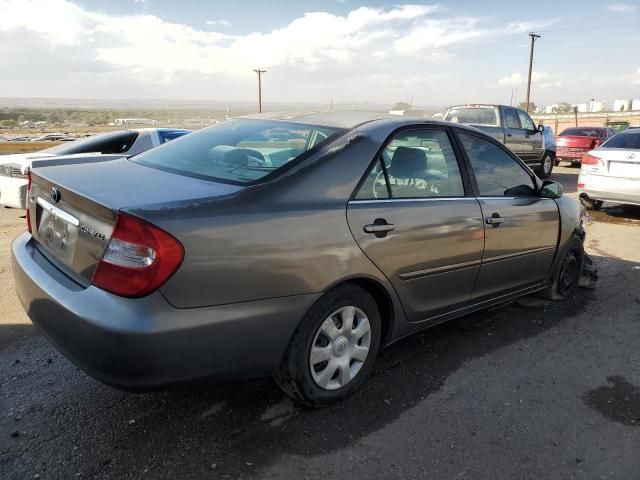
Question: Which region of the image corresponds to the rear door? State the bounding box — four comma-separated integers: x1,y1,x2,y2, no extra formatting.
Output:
455,131,559,298
501,107,525,157
347,127,484,322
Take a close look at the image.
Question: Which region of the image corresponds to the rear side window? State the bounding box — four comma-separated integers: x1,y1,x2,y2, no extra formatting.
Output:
459,133,535,197
560,128,601,137
355,129,465,200
42,131,139,155
503,109,520,129
602,131,640,149
133,119,345,185
159,130,191,144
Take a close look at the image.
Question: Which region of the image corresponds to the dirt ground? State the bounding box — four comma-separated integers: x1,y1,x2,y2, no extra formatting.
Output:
1,166,640,479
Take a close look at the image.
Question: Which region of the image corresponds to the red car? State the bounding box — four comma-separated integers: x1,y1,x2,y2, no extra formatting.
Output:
555,127,616,166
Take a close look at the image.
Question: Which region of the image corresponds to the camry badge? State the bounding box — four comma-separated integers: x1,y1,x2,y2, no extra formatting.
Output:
50,186,60,203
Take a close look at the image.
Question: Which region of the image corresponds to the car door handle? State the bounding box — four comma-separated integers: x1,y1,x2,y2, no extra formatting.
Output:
364,223,395,234
506,133,513,137
485,215,505,226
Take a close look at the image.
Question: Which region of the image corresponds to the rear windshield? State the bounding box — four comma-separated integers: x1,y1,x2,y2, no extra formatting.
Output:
559,128,602,137
602,131,640,149
444,107,498,126
132,119,346,185
42,131,139,155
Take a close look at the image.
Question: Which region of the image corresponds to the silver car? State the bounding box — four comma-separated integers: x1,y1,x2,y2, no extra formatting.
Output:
0,128,192,209
11,112,592,406
578,128,640,209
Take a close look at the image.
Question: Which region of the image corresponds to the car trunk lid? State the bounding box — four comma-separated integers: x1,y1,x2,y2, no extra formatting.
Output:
28,156,242,284
556,135,599,150
588,148,640,178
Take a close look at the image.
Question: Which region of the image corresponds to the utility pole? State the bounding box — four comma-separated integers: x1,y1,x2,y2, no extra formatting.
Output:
253,69,266,113
525,32,541,114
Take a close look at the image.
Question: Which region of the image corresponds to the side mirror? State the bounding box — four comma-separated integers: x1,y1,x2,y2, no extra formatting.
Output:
537,124,545,133
539,180,563,198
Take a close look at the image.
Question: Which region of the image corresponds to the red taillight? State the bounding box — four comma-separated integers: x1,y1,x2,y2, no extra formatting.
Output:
577,183,585,188
92,213,184,298
26,171,32,233
582,153,599,165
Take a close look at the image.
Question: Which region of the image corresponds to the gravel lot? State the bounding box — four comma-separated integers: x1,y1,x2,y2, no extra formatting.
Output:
1,166,639,479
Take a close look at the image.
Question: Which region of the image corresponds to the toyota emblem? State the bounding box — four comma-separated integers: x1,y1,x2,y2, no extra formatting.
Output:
627,153,636,160
50,186,60,203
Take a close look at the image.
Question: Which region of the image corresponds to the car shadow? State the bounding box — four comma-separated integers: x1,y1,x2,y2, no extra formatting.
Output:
0,255,632,479
588,204,640,224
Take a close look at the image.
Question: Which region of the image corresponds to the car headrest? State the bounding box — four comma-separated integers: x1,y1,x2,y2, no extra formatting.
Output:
208,146,249,167
389,147,427,178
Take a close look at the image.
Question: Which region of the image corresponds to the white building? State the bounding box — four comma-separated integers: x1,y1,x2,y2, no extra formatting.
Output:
114,118,156,126
632,99,640,111
572,103,588,113
589,101,605,113
613,99,632,112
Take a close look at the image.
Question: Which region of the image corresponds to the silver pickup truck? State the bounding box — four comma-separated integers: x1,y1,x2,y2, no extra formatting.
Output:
443,104,555,178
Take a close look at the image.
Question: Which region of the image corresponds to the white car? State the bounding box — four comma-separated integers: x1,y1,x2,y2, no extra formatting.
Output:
0,128,191,209
578,128,640,209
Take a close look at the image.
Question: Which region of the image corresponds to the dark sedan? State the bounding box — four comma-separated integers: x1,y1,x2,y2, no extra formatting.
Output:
12,112,592,406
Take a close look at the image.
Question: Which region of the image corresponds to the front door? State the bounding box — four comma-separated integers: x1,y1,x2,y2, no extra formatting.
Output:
456,131,559,298
346,128,484,322
516,109,544,163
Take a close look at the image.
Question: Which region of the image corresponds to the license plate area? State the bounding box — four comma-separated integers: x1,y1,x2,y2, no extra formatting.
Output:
36,197,80,266
609,162,640,179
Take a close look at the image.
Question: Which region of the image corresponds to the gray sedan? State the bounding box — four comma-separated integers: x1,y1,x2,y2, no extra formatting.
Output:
11,112,592,406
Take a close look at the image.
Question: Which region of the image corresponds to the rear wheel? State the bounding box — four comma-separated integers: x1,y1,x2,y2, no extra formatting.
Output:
275,284,381,407
579,195,603,211
538,153,554,179
540,236,584,300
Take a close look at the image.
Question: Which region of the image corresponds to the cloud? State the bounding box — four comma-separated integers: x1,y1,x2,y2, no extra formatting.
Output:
607,3,638,12
498,72,563,88
0,0,576,103
206,19,231,27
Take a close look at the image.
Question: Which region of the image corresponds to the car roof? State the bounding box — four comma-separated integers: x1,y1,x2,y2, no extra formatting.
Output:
239,111,405,129
240,110,496,135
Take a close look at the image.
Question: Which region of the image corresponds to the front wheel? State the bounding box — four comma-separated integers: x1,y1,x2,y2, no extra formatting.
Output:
540,236,584,300
538,153,554,179
275,284,381,407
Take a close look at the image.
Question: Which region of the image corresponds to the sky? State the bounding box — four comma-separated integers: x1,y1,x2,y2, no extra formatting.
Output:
0,0,638,108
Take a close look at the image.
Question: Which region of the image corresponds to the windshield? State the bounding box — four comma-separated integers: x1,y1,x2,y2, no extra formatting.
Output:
559,128,602,137
602,131,640,149
42,130,139,155
133,119,346,185
444,107,498,126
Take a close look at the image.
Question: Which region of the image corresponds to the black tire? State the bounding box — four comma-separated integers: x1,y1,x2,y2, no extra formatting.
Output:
579,195,603,211
538,152,554,179
554,159,560,166
275,283,381,407
540,236,584,301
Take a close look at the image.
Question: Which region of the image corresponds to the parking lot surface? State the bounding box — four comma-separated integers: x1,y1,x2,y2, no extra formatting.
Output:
1,166,639,479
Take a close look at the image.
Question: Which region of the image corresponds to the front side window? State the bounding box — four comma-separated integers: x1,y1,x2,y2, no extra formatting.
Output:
133,119,345,185
517,110,535,131
459,133,535,197
355,129,465,200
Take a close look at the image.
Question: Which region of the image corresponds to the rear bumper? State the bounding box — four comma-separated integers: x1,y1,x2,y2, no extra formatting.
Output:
556,149,587,161
0,176,27,209
11,232,318,388
578,173,640,206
